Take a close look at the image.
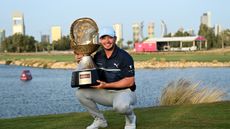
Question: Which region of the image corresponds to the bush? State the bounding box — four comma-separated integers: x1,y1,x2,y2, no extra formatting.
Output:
160,79,225,106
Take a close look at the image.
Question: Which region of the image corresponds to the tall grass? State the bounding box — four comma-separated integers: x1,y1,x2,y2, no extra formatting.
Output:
160,79,226,106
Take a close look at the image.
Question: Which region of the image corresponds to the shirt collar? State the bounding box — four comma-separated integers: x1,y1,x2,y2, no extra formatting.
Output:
101,45,119,59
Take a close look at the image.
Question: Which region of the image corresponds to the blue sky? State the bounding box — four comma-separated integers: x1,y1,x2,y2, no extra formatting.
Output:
0,0,229,42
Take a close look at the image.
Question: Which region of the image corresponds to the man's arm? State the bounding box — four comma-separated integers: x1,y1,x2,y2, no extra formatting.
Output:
92,76,135,89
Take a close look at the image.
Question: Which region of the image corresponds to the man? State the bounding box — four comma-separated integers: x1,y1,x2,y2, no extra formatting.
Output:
75,27,137,129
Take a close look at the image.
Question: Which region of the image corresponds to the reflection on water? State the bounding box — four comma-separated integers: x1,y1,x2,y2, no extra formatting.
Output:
0,64,229,118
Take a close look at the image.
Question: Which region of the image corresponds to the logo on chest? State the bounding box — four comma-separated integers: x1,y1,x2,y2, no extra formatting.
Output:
113,63,119,68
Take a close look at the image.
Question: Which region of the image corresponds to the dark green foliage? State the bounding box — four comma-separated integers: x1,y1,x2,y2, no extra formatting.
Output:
37,42,52,52
0,34,37,52
222,29,230,47
0,34,71,52
198,24,219,49
52,36,70,50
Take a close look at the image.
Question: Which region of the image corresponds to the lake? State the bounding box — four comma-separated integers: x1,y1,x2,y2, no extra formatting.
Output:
0,64,229,118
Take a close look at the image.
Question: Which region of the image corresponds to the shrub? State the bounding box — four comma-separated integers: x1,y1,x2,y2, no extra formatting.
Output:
160,79,225,106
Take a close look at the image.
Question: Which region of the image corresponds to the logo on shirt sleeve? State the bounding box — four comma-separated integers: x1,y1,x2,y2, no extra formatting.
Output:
129,65,134,70
128,65,134,73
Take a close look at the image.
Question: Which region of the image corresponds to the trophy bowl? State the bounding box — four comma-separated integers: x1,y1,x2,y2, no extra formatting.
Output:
72,44,100,55
70,17,100,55
70,17,100,88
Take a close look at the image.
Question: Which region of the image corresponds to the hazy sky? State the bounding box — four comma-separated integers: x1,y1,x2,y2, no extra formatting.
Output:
0,0,229,42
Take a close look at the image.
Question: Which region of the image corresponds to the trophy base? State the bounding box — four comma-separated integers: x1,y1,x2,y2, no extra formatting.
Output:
71,69,100,88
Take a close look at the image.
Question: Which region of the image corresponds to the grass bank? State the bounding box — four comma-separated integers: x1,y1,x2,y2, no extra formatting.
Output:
0,101,229,129
131,51,230,62
0,52,74,62
1,50,230,62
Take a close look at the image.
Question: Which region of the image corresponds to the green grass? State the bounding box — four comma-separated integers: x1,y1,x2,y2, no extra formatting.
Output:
131,52,230,62
0,101,229,129
1,51,230,62
0,53,75,62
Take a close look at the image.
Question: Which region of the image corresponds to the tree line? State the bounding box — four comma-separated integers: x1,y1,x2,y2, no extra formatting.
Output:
198,24,230,49
1,24,230,53
164,24,230,49
0,34,71,52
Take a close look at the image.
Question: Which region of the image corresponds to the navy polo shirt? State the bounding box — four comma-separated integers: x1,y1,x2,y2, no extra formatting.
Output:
93,45,136,91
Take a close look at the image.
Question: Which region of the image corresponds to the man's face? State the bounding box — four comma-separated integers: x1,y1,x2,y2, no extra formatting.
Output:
74,52,84,63
99,35,116,51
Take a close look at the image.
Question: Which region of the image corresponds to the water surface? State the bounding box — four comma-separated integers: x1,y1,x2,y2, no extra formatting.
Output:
0,65,229,118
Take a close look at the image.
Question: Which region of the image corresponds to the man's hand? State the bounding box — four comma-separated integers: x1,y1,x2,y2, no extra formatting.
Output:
91,77,134,89
91,80,107,89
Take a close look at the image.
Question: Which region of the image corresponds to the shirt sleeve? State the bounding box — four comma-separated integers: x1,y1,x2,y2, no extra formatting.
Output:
121,54,135,77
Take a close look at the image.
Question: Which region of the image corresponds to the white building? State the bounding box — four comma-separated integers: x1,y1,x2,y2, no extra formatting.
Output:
148,22,154,38
214,24,222,36
41,34,50,43
201,11,211,28
132,22,144,42
51,26,62,42
188,29,195,36
113,23,123,43
161,20,167,37
0,29,5,43
12,11,25,35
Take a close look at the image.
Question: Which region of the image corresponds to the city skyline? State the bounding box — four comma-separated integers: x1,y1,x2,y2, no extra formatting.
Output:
0,0,229,42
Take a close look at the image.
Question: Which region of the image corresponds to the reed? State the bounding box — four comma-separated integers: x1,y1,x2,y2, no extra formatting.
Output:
160,79,225,106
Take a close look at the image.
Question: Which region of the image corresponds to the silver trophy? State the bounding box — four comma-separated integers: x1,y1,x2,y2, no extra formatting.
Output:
70,18,100,88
